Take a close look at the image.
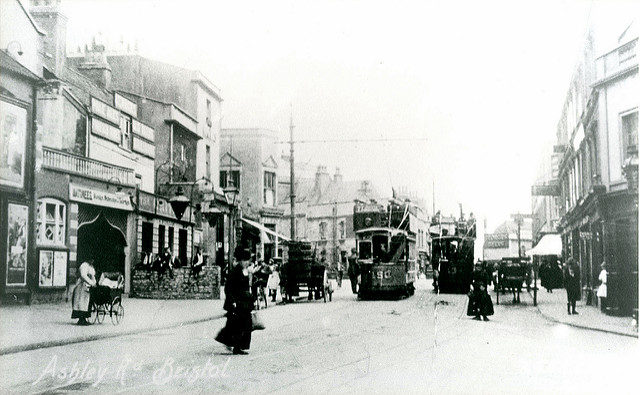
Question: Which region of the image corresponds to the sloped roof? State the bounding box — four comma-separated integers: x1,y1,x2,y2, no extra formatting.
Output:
279,177,315,205
0,50,42,82
220,152,242,167
58,65,111,106
262,155,278,169
317,180,381,205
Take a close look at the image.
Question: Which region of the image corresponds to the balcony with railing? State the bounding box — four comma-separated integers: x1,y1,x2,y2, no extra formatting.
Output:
595,38,638,84
42,147,136,186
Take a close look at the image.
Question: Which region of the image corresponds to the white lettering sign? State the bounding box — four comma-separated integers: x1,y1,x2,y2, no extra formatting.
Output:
69,184,133,211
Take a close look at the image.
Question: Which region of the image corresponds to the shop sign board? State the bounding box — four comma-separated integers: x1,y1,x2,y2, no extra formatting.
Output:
484,233,509,249
69,183,133,211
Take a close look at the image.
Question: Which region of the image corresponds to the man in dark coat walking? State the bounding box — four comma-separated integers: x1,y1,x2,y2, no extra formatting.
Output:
564,258,581,315
216,247,254,355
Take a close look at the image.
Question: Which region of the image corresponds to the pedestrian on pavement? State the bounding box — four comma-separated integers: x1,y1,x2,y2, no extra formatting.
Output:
267,259,280,302
597,261,607,312
564,258,581,315
71,259,97,325
347,248,359,294
216,246,254,355
467,260,494,321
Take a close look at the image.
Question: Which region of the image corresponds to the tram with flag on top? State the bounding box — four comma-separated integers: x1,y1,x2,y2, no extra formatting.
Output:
353,198,420,299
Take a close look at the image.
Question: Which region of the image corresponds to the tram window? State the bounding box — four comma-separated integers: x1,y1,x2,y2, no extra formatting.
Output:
358,241,372,259
372,235,388,261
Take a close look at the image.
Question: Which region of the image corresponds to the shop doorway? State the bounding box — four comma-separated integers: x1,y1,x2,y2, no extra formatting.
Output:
77,213,127,275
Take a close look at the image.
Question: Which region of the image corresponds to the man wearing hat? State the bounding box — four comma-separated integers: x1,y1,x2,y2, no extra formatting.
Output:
216,246,254,355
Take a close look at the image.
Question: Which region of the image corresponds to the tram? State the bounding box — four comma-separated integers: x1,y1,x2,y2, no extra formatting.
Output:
430,212,476,293
354,199,419,299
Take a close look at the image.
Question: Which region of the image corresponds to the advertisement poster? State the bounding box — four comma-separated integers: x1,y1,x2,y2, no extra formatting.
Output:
38,250,68,287
39,250,54,287
0,100,27,188
53,251,67,287
6,203,28,286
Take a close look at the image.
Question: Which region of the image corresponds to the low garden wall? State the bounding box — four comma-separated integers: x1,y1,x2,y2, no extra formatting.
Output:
131,266,220,299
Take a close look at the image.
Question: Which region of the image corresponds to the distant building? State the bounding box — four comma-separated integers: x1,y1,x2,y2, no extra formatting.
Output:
278,165,385,268
219,128,284,262
483,216,533,262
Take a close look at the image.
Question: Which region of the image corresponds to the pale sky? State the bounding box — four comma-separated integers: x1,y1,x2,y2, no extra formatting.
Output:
60,0,635,232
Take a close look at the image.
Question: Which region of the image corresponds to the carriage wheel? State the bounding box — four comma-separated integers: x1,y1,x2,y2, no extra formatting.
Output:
111,298,124,325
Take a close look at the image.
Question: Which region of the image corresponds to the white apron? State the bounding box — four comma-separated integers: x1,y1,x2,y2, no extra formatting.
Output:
597,270,607,298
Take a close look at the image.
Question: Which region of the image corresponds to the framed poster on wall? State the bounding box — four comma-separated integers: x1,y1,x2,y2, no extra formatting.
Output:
38,249,68,288
0,100,27,188
6,203,28,286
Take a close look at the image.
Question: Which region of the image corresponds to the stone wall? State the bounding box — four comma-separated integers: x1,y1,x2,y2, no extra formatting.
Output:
131,266,220,299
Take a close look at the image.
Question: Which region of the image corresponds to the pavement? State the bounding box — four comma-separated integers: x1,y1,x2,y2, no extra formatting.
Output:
2,278,637,394
0,296,225,355
0,279,636,357
531,285,638,338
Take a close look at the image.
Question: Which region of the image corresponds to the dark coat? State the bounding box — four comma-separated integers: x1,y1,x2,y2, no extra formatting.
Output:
467,268,494,317
347,255,359,277
216,263,253,350
564,265,581,301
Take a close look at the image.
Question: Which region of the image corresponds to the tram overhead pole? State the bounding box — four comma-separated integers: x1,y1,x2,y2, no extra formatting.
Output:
278,119,427,242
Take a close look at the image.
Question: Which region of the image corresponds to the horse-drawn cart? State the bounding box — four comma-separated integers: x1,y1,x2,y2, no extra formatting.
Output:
281,241,332,303
495,257,531,305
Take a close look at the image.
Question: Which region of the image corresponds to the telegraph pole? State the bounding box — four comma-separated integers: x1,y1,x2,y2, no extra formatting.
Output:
289,111,296,241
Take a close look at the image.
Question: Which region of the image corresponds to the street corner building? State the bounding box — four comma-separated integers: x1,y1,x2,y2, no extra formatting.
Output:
0,0,229,304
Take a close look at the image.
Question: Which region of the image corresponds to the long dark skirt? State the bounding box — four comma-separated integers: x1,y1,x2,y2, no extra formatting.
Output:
216,309,252,350
467,290,494,317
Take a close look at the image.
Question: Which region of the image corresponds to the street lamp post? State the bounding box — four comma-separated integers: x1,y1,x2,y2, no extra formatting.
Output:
168,176,213,263
223,183,239,282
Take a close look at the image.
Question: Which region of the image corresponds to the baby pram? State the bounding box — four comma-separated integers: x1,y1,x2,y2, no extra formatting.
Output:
90,272,125,325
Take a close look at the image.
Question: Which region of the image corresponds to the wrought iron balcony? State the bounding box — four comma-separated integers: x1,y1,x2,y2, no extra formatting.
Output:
42,147,136,186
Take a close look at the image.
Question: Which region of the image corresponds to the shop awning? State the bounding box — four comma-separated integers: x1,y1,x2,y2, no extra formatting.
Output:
241,217,290,242
525,233,562,256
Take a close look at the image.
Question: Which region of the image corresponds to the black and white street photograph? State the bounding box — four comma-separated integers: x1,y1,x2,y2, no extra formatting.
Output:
0,0,638,393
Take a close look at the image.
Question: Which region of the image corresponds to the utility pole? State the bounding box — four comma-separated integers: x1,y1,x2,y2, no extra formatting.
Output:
289,110,296,241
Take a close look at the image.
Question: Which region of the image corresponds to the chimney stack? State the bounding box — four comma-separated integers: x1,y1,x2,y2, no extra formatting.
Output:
314,165,331,193
29,0,67,77
333,167,343,183
76,35,112,90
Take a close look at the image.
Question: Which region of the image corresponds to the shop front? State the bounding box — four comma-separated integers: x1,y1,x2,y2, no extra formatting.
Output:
68,183,136,292
135,191,195,269
0,52,40,304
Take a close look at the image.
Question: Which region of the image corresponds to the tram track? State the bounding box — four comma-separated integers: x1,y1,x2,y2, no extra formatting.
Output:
264,290,470,393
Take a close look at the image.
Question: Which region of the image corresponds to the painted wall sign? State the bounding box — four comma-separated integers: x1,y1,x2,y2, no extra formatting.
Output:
114,92,138,116
69,183,133,211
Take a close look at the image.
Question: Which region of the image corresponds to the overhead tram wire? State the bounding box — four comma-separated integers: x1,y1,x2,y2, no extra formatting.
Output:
275,137,428,144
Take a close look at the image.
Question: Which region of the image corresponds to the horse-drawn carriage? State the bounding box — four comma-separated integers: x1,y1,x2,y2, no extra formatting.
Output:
280,241,332,303
495,257,532,305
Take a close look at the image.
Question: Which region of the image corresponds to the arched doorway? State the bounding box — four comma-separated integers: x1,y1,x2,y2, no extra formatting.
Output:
77,213,127,275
